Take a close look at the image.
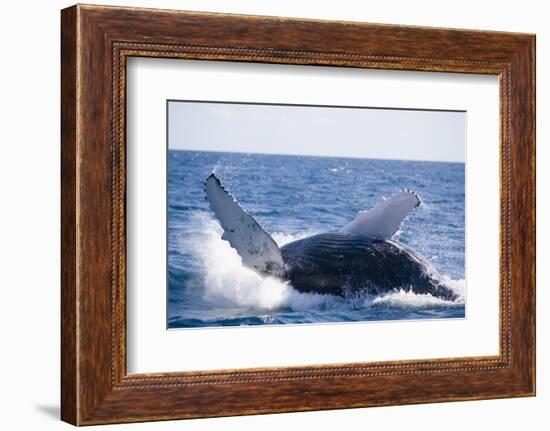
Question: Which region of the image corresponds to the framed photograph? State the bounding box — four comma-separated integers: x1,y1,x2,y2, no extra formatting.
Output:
61,4,535,425
165,100,465,331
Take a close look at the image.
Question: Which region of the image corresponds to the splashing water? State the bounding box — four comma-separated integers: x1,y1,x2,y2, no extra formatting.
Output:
180,212,339,312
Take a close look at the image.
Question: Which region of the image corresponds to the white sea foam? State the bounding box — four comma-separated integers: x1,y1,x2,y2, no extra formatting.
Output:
371,288,459,309
183,211,464,312
440,276,466,304
183,212,333,311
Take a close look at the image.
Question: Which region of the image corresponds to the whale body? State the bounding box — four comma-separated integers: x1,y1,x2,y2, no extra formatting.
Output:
280,232,456,300
204,173,457,301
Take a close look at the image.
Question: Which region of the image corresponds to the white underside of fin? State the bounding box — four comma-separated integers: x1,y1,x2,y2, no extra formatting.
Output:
205,174,285,276
341,190,421,240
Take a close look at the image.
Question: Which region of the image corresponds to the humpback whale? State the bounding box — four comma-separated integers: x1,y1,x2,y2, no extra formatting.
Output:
205,173,458,301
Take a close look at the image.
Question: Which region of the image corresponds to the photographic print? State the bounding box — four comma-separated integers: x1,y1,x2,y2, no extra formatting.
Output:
167,100,466,329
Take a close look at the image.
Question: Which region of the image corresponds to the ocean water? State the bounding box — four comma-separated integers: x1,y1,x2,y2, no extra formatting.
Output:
168,150,465,329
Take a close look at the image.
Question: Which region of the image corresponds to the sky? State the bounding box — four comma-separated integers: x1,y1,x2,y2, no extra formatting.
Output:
168,101,465,163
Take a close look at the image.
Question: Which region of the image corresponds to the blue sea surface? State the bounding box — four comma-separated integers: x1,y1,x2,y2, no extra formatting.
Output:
168,150,465,329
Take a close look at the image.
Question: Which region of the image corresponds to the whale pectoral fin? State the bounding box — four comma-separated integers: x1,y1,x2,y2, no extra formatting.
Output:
341,190,421,240
205,173,285,276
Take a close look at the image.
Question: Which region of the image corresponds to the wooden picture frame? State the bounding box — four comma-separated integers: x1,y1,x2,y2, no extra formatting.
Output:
61,4,535,425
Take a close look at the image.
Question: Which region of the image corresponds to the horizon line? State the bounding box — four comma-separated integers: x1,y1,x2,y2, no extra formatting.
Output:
168,148,465,164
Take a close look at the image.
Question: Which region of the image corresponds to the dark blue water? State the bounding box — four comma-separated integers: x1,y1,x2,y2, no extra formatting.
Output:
168,150,465,329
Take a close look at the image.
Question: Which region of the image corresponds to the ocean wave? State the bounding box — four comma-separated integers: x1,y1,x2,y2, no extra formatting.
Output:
181,211,464,314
